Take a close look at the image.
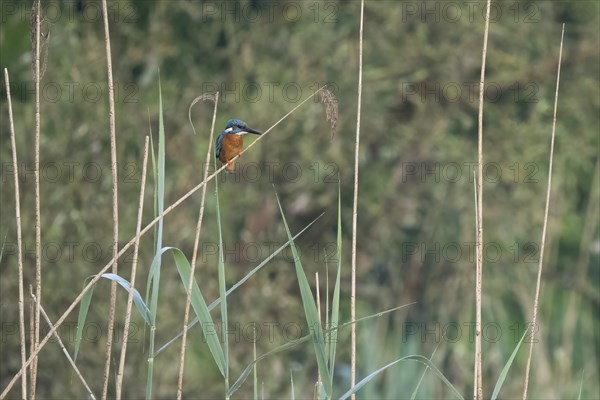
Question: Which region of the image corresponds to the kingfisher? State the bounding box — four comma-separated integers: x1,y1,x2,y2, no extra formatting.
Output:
216,119,262,172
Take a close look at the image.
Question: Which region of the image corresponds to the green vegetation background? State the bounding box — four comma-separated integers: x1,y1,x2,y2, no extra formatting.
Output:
1,0,598,398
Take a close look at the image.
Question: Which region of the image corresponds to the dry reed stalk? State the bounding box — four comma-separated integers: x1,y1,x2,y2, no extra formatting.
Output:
315,272,322,399
351,1,365,397
28,288,34,396
474,1,492,398
115,136,150,399
522,23,565,400
4,67,27,400
99,0,120,397
30,1,43,395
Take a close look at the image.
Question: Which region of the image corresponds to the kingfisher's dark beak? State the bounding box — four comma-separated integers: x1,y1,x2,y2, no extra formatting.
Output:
245,126,262,135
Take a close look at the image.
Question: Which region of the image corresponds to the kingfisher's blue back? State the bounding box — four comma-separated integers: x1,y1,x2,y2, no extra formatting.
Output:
214,119,262,172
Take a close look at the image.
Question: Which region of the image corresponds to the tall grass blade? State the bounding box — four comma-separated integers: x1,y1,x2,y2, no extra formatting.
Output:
168,247,226,375
146,131,157,338
491,329,527,400
146,75,166,400
145,247,227,374
73,281,96,363
339,355,463,400
149,132,157,241
146,251,161,399
328,179,342,387
274,189,332,397
155,75,166,255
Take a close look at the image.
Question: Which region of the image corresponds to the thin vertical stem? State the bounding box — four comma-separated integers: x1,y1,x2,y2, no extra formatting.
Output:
215,113,230,398
522,23,565,400
31,1,42,396
351,1,365,397
315,272,322,399
474,1,491,399
28,286,34,396
5,68,27,400
100,0,119,397
253,327,258,400
472,166,479,400
177,92,220,399
115,137,150,400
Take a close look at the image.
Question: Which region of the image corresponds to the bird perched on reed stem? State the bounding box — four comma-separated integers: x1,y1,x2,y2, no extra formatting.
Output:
216,119,262,173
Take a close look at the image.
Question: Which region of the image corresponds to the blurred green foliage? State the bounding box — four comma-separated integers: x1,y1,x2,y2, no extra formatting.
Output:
1,0,598,398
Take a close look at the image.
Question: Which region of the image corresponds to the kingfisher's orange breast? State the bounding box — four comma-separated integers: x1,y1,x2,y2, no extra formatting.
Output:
219,134,244,172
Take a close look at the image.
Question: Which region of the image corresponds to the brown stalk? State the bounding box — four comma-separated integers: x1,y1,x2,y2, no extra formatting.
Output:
31,1,43,396
115,137,150,399
315,272,322,399
99,0,120,397
351,1,365,397
4,67,27,400
28,289,34,396
522,24,565,400
474,1,492,398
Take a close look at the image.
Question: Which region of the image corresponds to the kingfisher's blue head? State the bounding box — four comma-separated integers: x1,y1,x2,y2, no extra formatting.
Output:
223,119,262,136
216,119,262,159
